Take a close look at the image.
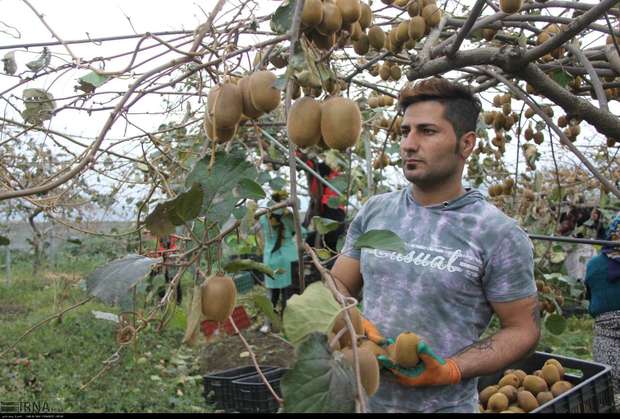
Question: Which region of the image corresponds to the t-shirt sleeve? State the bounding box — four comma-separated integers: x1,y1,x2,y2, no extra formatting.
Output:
482,226,537,302
340,200,371,260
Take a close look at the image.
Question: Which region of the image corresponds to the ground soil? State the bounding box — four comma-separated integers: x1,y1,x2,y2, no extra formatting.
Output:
198,326,295,376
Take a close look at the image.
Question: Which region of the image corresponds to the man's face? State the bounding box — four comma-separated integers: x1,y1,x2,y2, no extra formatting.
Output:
399,101,463,188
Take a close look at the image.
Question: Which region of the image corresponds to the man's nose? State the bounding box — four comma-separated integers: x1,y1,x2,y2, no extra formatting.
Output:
401,130,420,152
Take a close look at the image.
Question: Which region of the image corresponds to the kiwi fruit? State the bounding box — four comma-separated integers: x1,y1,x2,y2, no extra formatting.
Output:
488,393,510,412
541,363,561,386
550,380,573,397
517,390,539,412
373,153,390,169
480,385,500,407
390,65,402,81
341,347,381,396
287,97,322,148
238,76,264,119
367,26,385,50
483,112,495,125
321,96,361,150
383,95,395,106
301,0,323,28
350,22,363,41
331,306,364,348
353,34,370,55
336,0,362,24
408,16,426,41
394,332,421,367
396,20,410,43
544,359,565,378
317,1,343,35
523,375,548,396
249,70,280,113
536,391,554,405
200,274,237,322
207,83,243,131
311,30,336,50
507,405,525,413
499,0,522,14
359,2,372,29
359,339,388,357
407,0,422,17
499,374,520,388
204,115,237,143
367,95,379,108
498,385,518,403
482,28,496,41
422,4,441,27
379,63,391,81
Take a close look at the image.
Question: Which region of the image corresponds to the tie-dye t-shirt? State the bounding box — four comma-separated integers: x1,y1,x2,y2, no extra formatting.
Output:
341,186,536,413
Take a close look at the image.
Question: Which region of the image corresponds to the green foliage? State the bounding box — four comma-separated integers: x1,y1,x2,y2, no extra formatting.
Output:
354,229,406,254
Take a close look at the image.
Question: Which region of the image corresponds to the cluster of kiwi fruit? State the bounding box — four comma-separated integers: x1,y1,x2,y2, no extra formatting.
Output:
536,280,565,314
373,152,391,169
287,95,362,150
536,24,564,62
479,359,574,413
204,70,280,143
366,61,402,82
200,273,237,322
367,94,395,108
372,115,402,136
488,177,514,198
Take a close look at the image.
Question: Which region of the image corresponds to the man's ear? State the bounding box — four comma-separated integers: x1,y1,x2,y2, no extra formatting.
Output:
459,131,476,159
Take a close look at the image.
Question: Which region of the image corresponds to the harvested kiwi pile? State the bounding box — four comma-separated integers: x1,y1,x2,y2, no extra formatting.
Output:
328,307,423,397
478,359,574,413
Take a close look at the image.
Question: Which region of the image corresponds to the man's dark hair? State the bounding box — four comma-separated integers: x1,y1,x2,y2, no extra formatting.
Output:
398,76,482,142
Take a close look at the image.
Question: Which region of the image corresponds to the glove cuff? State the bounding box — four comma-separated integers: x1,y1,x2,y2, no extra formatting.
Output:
445,358,462,385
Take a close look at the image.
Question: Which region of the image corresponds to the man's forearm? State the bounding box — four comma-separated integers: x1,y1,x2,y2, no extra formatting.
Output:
452,325,540,380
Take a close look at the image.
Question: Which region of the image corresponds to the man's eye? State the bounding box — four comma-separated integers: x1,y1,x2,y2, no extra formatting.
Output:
423,129,435,135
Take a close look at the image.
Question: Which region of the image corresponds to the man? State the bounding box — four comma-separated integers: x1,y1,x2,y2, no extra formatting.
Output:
331,77,540,413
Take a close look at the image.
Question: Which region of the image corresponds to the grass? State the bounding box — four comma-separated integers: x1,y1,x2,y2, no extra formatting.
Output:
0,262,214,413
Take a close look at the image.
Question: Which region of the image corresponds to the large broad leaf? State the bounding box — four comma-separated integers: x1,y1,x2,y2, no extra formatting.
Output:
2,51,17,75
281,333,357,413
551,70,572,88
354,229,406,254
77,71,111,94
25,47,50,72
21,88,56,125
544,314,567,335
283,282,341,345
270,0,296,35
144,183,203,236
86,254,161,308
234,178,266,200
0,236,9,246
185,151,258,226
223,259,277,279
312,216,341,235
252,294,281,331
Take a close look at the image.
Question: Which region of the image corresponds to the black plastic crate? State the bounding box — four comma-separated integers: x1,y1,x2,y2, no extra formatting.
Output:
203,365,278,411
477,351,615,413
233,272,255,294
232,367,289,413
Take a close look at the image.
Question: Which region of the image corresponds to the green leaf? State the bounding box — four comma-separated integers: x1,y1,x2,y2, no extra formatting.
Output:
550,70,572,88
232,206,246,220
252,294,282,331
86,254,161,308
25,47,50,72
270,0,297,35
2,51,17,75
21,88,56,125
544,314,567,335
76,71,111,93
223,259,276,279
283,282,341,346
281,332,356,413
144,202,177,237
0,236,9,246
316,249,331,260
172,183,203,224
550,250,567,264
234,178,266,200
354,229,406,254
168,308,187,331
143,184,202,237
312,216,341,235
269,176,287,190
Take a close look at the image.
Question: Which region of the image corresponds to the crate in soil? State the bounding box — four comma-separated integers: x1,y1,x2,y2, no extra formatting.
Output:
234,272,255,294
201,305,252,338
232,367,289,413
203,365,278,411
477,351,615,413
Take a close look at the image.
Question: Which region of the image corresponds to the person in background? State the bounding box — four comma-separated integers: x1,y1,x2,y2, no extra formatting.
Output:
580,208,607,240
257,190,301,333
584,214,620,400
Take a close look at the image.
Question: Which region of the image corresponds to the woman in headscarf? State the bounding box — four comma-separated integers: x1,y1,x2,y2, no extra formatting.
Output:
584,213,620,398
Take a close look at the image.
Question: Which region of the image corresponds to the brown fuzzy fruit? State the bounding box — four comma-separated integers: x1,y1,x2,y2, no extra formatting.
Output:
379,63,391,81
512,369,527,386
204,115,237,143
317,1,343,35
341,347,381,396
396,20,410,43
541,364,561,386
498,385,518,403
249,71,280,113
499,374,520,389
200,274,237,321
359,2,373,29
508,405,526,413
350,22,363,41
353,34,370,55
500,0,523,14
480,385,500,407
394,332,421,367
301,0,324,28
408,16,426,40
517,390,539,412
311,30,336,50
390,65,402,81
238,76,263,119
336,0,362,24
544,359,565,378
482,28,497,41
407,0,422,17
331,306,364,348
287,97,322,148
207,83,243,130
368,26,385,50
523,375,549,396
550,380,573,397
422,4,441,27
488,393,510,412
536,391,554,405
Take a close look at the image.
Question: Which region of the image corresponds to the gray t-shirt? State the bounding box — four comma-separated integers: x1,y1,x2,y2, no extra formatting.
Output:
341,186,536,413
